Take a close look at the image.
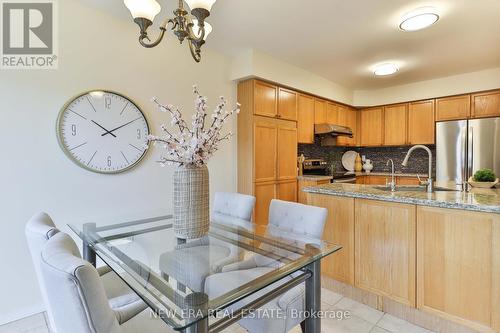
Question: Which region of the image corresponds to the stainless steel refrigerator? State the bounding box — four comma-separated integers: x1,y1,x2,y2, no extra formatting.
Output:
436,117,500,189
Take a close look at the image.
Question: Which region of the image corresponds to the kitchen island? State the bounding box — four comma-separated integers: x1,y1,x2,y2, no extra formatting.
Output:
303,183,499,333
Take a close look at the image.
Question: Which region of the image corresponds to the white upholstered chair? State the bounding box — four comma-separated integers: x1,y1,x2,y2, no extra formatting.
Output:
204,199,328,333
25,212,147,332
39,232,171,333
158,192,256,292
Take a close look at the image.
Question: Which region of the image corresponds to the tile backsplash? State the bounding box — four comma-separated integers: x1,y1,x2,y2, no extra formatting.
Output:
298,138,436,175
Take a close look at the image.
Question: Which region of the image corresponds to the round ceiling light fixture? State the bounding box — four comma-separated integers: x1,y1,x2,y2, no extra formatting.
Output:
374,63,399,76
399,7,439,31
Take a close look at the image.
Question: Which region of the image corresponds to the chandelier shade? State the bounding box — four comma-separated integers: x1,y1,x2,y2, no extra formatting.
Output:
185,0,217,11
124,0,161,21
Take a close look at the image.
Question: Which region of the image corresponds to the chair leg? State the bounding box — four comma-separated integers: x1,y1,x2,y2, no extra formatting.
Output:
300,320,306,333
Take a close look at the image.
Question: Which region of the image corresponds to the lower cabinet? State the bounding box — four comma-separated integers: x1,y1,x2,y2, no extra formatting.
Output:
308,194,355,285
397,177,420,185
417,206,500,332
355,199,416,307
277,180,297,203
365,175,388,185
254,180,297,225
298,179,331,204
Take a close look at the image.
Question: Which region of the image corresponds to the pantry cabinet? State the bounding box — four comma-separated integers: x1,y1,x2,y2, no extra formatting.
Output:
278,87,297,121
254,81,277,118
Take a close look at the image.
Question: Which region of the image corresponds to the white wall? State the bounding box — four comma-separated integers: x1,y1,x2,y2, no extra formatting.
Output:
0,0,237,324
231,49,354,105
353,67,500,106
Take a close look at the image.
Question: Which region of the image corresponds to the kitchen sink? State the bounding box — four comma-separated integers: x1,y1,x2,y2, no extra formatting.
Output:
374,185,459,192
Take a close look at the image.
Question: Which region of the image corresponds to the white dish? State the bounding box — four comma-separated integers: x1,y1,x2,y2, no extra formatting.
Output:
342,151,357,171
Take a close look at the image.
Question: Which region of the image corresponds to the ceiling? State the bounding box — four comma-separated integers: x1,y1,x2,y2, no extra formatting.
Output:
81,0,500,90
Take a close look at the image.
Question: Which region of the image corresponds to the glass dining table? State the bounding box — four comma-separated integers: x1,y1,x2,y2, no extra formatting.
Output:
69,215,341,333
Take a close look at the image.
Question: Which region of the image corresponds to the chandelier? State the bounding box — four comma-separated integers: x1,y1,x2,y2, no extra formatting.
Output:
124,0,216,62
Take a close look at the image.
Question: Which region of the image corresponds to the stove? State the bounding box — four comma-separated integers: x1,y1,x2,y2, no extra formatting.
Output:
302,158,357,183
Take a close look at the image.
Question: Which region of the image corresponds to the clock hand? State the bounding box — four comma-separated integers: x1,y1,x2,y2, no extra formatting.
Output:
91,120,117,138
101,117,141,137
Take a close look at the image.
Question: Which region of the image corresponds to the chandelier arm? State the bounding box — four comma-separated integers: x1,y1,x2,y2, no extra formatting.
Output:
188,39,202,63
139,19,175,48
186,19,206,44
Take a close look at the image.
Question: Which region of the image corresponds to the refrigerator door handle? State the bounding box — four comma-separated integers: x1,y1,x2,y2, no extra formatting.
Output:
460,129,467,189
468,126,474,179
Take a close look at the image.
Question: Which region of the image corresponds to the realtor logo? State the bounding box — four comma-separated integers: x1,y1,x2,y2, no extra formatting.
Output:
1,0,58,69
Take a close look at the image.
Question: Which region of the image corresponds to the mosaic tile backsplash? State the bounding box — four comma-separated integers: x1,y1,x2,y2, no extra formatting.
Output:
298,138,436,176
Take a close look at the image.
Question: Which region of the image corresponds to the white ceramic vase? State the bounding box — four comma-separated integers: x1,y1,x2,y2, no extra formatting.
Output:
363,159,374,173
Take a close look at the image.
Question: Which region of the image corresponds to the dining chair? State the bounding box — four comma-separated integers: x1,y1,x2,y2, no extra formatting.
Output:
159,192,256,292
39,231,172,333
204,199,328,333
25,212,147,331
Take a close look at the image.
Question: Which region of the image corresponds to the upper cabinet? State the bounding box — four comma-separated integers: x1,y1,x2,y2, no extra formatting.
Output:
314,99,327,124
297,94,315,144
254,81,278,118
337,106,358,147
408,100,435,145
278,87,297,121
384,104,407,146
360,107,383,146
471,90,500,118
436,95,470,121
327,103,339,124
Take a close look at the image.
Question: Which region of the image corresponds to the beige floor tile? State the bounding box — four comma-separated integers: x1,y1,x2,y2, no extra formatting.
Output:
335,297,384,325
370,327,391,333
377,314,434,333
322,312,374,333
322,288,343,306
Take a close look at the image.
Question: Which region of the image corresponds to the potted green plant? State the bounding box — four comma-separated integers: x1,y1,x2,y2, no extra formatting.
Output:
468,168,499,188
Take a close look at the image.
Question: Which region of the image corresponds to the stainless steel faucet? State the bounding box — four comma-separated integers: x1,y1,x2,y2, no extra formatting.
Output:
386,159,396,192
402,145,434,193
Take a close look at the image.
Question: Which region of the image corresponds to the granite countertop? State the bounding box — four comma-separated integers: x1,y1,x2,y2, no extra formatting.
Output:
354,172,428,178
297,175,333,181
303,183,500,213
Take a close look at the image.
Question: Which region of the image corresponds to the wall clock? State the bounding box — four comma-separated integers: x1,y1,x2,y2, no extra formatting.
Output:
56,90,150,174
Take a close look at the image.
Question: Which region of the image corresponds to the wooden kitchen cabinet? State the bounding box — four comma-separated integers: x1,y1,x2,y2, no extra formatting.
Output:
254,81,277,118
298,178,331,204
314,98,327,124
277,180,297,203
254,181,276,225
355,199,416,307
337,106,358,146
308,194,355,285
435,95,470,121
355,176,366,184
253,118,278,183
417,206,500,332
297,94,315,144
365,175,388,185
397,177,420,185
278,87,297,121
384,104,407,145
408,100,435,145
471,90,500,118
360,107,384,146
327,103,339,124
277,124,298,181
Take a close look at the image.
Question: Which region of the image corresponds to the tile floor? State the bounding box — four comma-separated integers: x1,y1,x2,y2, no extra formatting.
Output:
0,289,435,333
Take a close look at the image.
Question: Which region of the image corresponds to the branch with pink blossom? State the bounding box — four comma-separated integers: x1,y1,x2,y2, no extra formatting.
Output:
147,85,240,167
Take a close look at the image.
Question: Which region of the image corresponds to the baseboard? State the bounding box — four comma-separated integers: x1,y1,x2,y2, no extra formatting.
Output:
0,303,45,326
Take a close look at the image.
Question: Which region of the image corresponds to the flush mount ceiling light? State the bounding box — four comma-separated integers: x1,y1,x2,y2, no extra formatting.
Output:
399,7,439,31
374,63,399,76
124,0,216,62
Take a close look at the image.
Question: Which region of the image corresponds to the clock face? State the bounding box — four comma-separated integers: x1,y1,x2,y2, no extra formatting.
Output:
57,91,150,174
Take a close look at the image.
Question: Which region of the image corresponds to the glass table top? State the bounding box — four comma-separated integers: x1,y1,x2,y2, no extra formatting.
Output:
69,216,341,330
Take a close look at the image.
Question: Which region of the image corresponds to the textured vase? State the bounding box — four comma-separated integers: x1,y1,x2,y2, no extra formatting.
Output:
173,164,209,240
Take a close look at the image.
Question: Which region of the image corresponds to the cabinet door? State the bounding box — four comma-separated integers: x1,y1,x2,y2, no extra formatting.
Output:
254,81,277,118
360,107,384,146
327,103,339,124
436,95,470,121
397,177,420,185
337,107,357,146
297,94,315,144
254,119,277,182
417,206,500,332
277,122,298,181
365,175,388,185
355,176,365,184
355,199,416,307
278,88,297,121
471,90,500,118
277,180,297,202
308,194,355,285
408,100,435,145
254,181,276,225
384,104,407,145
314,99,327,124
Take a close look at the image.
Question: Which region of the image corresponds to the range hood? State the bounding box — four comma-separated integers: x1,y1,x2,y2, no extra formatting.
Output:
314,123,353,146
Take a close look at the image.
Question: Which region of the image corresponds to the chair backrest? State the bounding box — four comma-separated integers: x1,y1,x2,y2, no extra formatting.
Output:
211,192,256,231
40,232,122,333
25,212,59,331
